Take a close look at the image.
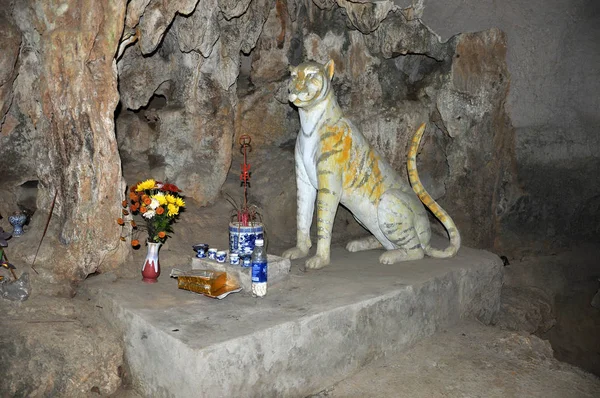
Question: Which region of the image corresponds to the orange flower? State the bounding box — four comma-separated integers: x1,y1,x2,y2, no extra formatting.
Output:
143,197,152,205
130,220,137,228
130,185,137,192
122,200,128,208
122,209,129,216
130,203,138,212
141,194,149,202
156,206,165,215
129,192,138,201
131,239,140,247
117,218,124,225
140,206,147,213
158,231,166,239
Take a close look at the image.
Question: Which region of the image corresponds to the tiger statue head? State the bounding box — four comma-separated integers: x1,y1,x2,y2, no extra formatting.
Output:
288,60,335,108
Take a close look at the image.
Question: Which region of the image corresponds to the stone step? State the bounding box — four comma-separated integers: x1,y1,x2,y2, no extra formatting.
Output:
83,245,503,398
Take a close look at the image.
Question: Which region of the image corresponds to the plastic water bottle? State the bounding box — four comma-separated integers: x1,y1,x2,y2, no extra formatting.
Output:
251,239,267,297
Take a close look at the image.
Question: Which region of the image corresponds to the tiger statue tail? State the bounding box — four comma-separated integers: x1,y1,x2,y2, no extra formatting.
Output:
407,123,461,258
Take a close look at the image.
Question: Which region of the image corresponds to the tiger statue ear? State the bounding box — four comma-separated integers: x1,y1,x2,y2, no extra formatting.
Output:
325,59,335,80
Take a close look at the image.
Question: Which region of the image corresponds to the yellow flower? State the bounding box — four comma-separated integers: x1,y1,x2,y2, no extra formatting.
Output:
152,193,167,205
165,194,177,204
136,179,156,192
167,203,179,216
175,197,185,207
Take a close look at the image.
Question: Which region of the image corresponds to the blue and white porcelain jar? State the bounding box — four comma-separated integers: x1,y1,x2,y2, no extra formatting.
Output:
8,211,27,238
229,222,264,255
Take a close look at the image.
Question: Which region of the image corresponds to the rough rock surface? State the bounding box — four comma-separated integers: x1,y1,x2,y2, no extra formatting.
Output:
1,0,129,290
0,294,124,396
0,0,590,290
310,320,600,398
116,0,271,204
0,5,29,219
0,0,521,287
209,1,514,252
114,0,518,253
2,0,521,278
0,14,20,130
496,245,600,376
414,0,600,255
494,285,556,334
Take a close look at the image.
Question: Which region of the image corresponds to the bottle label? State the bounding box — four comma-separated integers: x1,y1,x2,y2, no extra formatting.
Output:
251,261,267,283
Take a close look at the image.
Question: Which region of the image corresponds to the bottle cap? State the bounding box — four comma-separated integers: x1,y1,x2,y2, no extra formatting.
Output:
255,239,264,246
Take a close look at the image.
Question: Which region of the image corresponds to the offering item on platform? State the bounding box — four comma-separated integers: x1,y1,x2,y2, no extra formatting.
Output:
171,269,241,299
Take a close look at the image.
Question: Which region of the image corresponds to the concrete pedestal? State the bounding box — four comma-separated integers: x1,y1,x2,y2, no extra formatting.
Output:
83,245,503,398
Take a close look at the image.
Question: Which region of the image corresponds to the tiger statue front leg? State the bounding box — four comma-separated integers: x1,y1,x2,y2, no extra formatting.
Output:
282,124,344,269
281,139,315,262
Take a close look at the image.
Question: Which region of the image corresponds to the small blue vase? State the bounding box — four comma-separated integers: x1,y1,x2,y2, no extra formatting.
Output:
8,211,27,237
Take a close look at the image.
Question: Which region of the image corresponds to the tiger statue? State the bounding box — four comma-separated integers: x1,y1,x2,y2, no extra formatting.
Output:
282,59,461,269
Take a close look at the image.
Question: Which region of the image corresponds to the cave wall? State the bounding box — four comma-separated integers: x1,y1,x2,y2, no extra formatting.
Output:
116,0,517,251
397,0,600,252
116,0,272,205
2,0,584,288
1,0,129,292
233,0,516,250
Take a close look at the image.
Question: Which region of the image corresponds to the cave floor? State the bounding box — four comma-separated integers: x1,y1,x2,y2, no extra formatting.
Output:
110,320,600,398
306,319,600,398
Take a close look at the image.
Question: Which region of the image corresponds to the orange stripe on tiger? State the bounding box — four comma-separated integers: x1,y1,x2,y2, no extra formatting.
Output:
320,124,352,166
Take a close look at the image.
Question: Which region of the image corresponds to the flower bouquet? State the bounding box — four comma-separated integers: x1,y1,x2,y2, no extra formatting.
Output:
118,179,185,246
118,179,185,283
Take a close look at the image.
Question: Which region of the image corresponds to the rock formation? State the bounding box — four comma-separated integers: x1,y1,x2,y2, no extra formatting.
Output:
1,0,519,287
1,0,129,291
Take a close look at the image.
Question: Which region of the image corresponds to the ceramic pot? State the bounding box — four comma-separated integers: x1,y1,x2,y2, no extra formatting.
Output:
142,241,161,283
228,222,264,255
8,211,27,238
